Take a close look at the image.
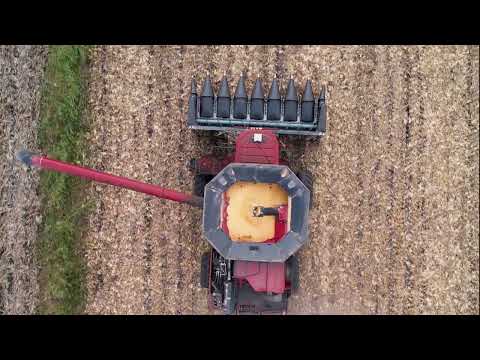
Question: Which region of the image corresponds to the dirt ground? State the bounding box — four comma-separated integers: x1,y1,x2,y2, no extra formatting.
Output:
83,45,479,315
0,45,47,314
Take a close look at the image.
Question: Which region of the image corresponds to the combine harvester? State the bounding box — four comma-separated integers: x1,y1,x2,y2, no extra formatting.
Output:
18,73,327,314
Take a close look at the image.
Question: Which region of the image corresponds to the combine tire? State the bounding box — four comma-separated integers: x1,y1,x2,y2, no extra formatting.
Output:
200,251,210,288
193,174,209,197
297,170,314,207
286,255,300,294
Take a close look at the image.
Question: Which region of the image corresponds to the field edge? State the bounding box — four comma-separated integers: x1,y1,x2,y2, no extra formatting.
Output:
36,45,93,315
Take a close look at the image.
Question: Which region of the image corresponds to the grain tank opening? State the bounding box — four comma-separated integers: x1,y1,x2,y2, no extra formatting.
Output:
223,181,289,243
203,163,310,262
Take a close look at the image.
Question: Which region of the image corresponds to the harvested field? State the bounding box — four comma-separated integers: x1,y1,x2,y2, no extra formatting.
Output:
0,45,48,314
84,45,479,314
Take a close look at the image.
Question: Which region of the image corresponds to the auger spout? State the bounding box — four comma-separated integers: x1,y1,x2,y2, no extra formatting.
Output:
16,150,203,208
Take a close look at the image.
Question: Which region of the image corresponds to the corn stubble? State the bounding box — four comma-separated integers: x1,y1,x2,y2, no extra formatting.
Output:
84,45,479,315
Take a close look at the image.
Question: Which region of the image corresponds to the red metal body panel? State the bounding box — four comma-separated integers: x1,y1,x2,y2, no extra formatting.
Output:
220,193,230,236
30,156,203,207
234,261,285,294
234,129,279,164
263,205,288,244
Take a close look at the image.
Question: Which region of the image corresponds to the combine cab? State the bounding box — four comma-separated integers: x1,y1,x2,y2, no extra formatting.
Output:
18,73,326,315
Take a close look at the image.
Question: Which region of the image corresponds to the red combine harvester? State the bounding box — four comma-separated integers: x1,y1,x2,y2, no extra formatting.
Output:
18,74,327,314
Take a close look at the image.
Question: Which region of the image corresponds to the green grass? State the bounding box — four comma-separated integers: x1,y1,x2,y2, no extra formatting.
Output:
37,45,92,314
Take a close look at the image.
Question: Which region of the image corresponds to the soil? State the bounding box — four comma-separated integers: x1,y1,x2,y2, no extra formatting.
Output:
82,46,477,314
0,45,48,314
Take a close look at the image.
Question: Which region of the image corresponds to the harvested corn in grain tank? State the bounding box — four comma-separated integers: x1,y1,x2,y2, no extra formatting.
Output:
226,182,288,242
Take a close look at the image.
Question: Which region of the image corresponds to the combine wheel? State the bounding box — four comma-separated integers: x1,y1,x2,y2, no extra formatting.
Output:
193,174,209,197
286,255,300,294
200,251,210,288
297,170,314,207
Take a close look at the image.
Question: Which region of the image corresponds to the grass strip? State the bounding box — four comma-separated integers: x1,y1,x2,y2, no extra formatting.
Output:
37,45,92,314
